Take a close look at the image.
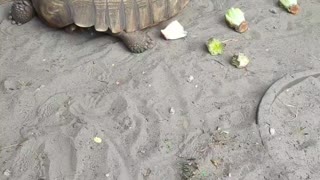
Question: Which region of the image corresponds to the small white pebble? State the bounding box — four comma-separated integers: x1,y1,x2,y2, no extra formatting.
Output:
195,85,198,88
187,75,194,82
142,71,146,75
112,64,115,67
216,127,221,131
269,9,277,14
269,128,276,135
148,84,152,87
42,59,46,62
266,49,269,52
36,85,45,91
3,169,11,177
169,107,175,114
93,137,102,143
228,173,232,177
116,81,120,85
106,173,110,177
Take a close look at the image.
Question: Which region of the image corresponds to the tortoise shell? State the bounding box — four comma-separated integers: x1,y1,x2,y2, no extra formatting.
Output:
31,0,190,33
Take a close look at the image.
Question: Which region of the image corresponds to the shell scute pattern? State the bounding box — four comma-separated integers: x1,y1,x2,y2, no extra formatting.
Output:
65,0,189,33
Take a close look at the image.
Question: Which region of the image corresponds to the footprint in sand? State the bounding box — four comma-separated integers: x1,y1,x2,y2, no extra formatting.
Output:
5,134,78,180
69,92,139,136
3,139,46,180
18,93,73,139
43,134,77,180
68,92,137,178
68,91,165,179
8,89,164,179
4,93,79,180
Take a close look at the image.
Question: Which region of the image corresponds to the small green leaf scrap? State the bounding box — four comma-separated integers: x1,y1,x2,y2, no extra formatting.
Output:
206,38,225,56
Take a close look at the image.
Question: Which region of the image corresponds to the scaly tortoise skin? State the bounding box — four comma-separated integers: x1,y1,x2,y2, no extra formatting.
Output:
9,0,190,53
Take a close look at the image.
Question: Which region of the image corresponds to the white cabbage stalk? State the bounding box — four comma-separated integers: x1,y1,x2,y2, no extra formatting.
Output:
161,20,187,40
231,53,250,68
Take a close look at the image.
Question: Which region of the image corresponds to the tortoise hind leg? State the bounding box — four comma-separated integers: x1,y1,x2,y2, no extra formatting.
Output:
114,31,154,53
9,0,34,25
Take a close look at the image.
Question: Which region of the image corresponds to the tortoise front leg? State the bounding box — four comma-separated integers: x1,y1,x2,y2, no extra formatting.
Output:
112,31,154,53
9,0,35,25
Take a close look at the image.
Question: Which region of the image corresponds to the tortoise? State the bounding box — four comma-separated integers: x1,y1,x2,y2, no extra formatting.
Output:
9,0,190,53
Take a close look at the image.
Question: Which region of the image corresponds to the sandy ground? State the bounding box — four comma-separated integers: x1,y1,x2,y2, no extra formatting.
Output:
1,0,320,179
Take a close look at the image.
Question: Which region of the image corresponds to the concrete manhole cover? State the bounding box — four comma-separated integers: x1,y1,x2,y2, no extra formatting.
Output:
257,70,320,179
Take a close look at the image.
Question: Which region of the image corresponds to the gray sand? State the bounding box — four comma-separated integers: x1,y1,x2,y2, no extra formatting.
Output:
1,0,320,179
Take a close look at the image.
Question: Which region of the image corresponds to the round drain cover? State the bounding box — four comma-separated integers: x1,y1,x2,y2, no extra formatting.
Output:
257,70,320,179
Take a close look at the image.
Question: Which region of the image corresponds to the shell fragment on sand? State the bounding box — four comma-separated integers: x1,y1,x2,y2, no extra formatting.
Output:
231,53,250,68
3,169,11,177
269,128,276,135
279,0,300,15
169,107,175,114
225,8,248,33
161,20,187,40
187,75,194,82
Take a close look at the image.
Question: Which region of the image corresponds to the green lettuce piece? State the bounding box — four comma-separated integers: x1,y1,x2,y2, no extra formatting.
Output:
280,0,297,9
225,8,246,27
206,38,225,55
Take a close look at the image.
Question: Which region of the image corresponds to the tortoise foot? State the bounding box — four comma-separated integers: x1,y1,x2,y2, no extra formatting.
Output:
117,31,154,53
10,0,34,25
